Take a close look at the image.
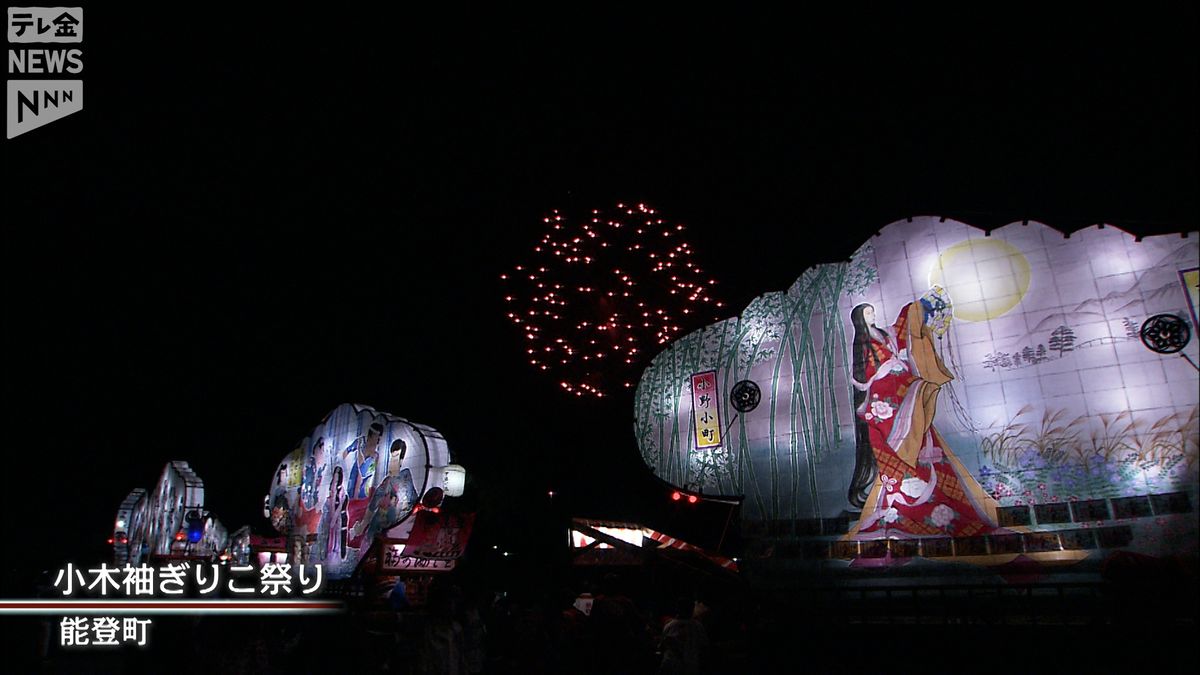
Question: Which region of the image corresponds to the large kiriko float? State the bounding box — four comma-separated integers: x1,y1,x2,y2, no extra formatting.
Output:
634,216,1198,576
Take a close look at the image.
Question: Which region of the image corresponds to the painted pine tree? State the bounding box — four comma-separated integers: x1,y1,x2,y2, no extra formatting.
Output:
1048,325,1076,355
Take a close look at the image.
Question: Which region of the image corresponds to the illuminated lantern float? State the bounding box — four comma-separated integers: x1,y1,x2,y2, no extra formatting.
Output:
114,461,229,566
635,217,1198,576
265,403,467,580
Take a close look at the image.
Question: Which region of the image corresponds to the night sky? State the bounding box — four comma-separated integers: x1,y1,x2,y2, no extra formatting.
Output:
3,5,1195,578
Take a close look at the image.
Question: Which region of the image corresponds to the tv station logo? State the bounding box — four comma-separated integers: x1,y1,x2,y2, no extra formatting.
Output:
6,6,83,139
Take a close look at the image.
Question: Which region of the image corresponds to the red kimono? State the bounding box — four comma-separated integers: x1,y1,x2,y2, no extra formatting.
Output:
850,302,999,539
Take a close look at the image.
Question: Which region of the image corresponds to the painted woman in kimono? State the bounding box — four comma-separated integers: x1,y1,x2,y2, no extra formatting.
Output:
318,465,346,562
847,288,1000,539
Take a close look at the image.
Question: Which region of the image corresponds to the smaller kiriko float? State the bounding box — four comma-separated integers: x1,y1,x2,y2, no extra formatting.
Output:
262,402,469,582
112,461,228,567
113,403,470,603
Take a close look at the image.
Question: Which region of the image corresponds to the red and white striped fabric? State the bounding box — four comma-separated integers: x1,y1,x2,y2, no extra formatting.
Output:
644,530,738,572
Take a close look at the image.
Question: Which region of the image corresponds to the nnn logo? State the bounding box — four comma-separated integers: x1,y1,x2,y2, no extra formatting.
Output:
7,79,82,138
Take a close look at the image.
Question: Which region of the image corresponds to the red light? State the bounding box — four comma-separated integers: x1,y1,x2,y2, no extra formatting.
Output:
687,495,698,504
671,491,682,501
174,532,185,541
107,538,114,545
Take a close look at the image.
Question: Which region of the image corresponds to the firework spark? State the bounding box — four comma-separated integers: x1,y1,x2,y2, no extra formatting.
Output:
502,203,724,397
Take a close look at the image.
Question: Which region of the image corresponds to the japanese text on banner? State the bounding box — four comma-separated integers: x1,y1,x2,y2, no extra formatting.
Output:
691,371,722,449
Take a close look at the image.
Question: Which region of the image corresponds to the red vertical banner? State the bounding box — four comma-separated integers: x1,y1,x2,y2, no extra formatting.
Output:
691,370,722,449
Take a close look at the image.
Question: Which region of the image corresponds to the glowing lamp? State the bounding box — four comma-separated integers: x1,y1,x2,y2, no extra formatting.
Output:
440,464,467,497
687,495,698,504
671,491,682,501
186,510,205,543
174,531,185,542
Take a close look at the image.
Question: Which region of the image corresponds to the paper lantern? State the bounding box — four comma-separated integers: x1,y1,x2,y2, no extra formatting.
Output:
441,464,466,497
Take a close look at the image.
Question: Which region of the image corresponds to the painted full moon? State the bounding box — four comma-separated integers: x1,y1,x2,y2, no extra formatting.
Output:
929,238,1031,322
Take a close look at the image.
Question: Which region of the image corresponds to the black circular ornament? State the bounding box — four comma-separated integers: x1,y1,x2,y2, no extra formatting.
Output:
1140,314,1191,354
421,487,445,509
730,380,761,413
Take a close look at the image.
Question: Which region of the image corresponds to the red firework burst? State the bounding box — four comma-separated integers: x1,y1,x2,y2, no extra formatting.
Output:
502,202,724,398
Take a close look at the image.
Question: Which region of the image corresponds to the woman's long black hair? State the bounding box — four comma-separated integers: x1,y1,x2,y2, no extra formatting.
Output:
847,303,882,508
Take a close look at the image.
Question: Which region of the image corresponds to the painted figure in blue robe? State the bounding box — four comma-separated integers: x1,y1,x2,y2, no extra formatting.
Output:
346,422,384,500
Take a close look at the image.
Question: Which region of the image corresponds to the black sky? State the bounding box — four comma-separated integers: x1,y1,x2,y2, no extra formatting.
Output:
3,5,1196,575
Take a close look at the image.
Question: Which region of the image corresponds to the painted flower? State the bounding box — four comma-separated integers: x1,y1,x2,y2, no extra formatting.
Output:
880,473,898,493
880,507,900,524
930,504,957,528
870,400,894,420
900,476,928,499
